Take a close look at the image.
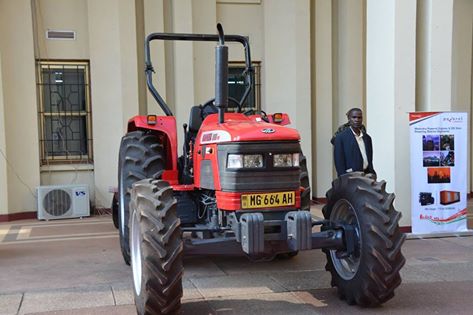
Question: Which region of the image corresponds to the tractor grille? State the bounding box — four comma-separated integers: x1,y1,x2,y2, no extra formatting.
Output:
217,141,301,192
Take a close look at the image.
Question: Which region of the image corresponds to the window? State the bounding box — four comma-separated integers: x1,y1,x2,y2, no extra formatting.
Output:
37,61,92,164
228,61,261,112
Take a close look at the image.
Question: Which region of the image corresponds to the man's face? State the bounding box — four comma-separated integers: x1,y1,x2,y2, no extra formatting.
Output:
348,110,363,129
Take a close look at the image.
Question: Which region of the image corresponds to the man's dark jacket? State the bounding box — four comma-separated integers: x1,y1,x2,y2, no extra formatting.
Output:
333,127,375,177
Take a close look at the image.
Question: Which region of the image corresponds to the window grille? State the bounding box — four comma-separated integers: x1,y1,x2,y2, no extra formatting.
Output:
36,61,93,164
228,61,261,112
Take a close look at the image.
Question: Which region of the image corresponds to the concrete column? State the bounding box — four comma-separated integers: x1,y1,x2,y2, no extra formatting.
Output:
335,0,364,124
263,0,312,182
416,0,454,111
192,0,217,103
366,0,416,227
143,0,167,115
87,0,140,207
170,0,217,153
0,53,8,214
0,0,40,214
171,0,195,152
119,0,140,122
313,0,334,198
451,0,473,192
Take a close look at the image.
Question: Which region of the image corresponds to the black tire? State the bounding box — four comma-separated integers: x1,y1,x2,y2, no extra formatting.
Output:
112,193,119,229
322,172,406,306
129,179,183,315
118,131,165,265
300,154,311,210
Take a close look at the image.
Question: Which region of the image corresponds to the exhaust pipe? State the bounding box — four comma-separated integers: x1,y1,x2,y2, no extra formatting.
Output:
215,23,228,124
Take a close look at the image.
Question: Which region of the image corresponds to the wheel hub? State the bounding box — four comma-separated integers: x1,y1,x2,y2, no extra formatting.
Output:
130,209,142,296
329,199,362,280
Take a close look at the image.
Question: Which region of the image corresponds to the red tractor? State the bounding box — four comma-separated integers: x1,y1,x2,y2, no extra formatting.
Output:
115,24,405,314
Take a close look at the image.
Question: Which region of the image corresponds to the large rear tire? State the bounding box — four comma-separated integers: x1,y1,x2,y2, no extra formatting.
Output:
322,172,406,306
130,179,183,315
118,131,165,265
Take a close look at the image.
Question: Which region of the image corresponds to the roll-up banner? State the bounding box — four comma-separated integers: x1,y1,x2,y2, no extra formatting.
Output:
409,112,468,234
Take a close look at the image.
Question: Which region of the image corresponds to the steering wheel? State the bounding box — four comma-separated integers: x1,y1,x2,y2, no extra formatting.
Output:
201,96,242,114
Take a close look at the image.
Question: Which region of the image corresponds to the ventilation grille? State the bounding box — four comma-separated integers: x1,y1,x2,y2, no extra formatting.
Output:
43,189,72,216
46,30,76,40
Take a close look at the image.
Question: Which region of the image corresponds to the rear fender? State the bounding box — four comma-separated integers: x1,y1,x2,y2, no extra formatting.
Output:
127,115,178,184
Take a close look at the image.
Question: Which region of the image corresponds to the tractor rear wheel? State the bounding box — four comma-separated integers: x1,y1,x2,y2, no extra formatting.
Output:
118,131,165,265
322,172,406,306
130,179,183,315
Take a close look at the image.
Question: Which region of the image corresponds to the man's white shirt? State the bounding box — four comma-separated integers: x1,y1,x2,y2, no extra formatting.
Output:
350,127,368,171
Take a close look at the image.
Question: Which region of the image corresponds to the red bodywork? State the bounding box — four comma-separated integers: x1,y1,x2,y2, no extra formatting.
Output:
193,113,301,211
127,112,301,211
127,115,179,185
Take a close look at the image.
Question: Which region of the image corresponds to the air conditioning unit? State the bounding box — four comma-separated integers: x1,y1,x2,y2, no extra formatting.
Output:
37,185,90,220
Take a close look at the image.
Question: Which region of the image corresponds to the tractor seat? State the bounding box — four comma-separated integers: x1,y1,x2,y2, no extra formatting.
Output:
188,104,218,133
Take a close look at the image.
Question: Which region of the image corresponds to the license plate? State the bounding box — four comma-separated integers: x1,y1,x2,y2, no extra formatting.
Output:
241,191,295,209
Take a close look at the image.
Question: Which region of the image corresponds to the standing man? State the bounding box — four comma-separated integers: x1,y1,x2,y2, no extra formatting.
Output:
333,108,376,177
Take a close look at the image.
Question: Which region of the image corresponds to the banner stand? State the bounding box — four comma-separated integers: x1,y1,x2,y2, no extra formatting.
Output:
409,112,469,235
406,230,473,240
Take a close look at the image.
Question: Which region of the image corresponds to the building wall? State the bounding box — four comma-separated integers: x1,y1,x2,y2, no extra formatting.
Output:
87,0,140,208
452,0,473,191
0,53,8,214
32,0,96,203
0,0,472,229
33,0,90,60
0,0,41,215
263,0,312,177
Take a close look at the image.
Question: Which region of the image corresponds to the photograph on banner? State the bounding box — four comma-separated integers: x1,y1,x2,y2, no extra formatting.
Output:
409,112,468,235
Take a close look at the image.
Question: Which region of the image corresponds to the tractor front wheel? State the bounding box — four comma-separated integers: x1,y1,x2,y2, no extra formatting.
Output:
322,172,406,306
118,131,165,265
130,179,183,315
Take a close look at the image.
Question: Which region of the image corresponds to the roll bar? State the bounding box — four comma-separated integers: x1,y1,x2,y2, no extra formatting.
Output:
144,30,253,117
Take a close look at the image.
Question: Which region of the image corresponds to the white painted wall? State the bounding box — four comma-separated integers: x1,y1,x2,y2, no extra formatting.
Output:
33,0,90,60
192,0,217,104
0,0,472,228
0,53,8,214
0,0,41,214
217,2,264,62
416,0,454,111
335,0,364,124
143,0,167,115
87,0,140,208
452,0,473,192
367,0,417,227
313,0,334,198
40,165,96,204
31,0,96,199
263,0,312,180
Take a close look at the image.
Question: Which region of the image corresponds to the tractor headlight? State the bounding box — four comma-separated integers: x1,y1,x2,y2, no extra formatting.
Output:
227,154,264,169
273,153,300,167
227,154,243,168
243,154,264,168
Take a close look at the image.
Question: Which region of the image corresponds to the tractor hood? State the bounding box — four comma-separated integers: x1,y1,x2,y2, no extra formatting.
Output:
198,113,300,144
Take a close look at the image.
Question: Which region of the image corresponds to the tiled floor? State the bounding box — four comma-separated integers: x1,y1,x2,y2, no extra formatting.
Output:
1,208,473,314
